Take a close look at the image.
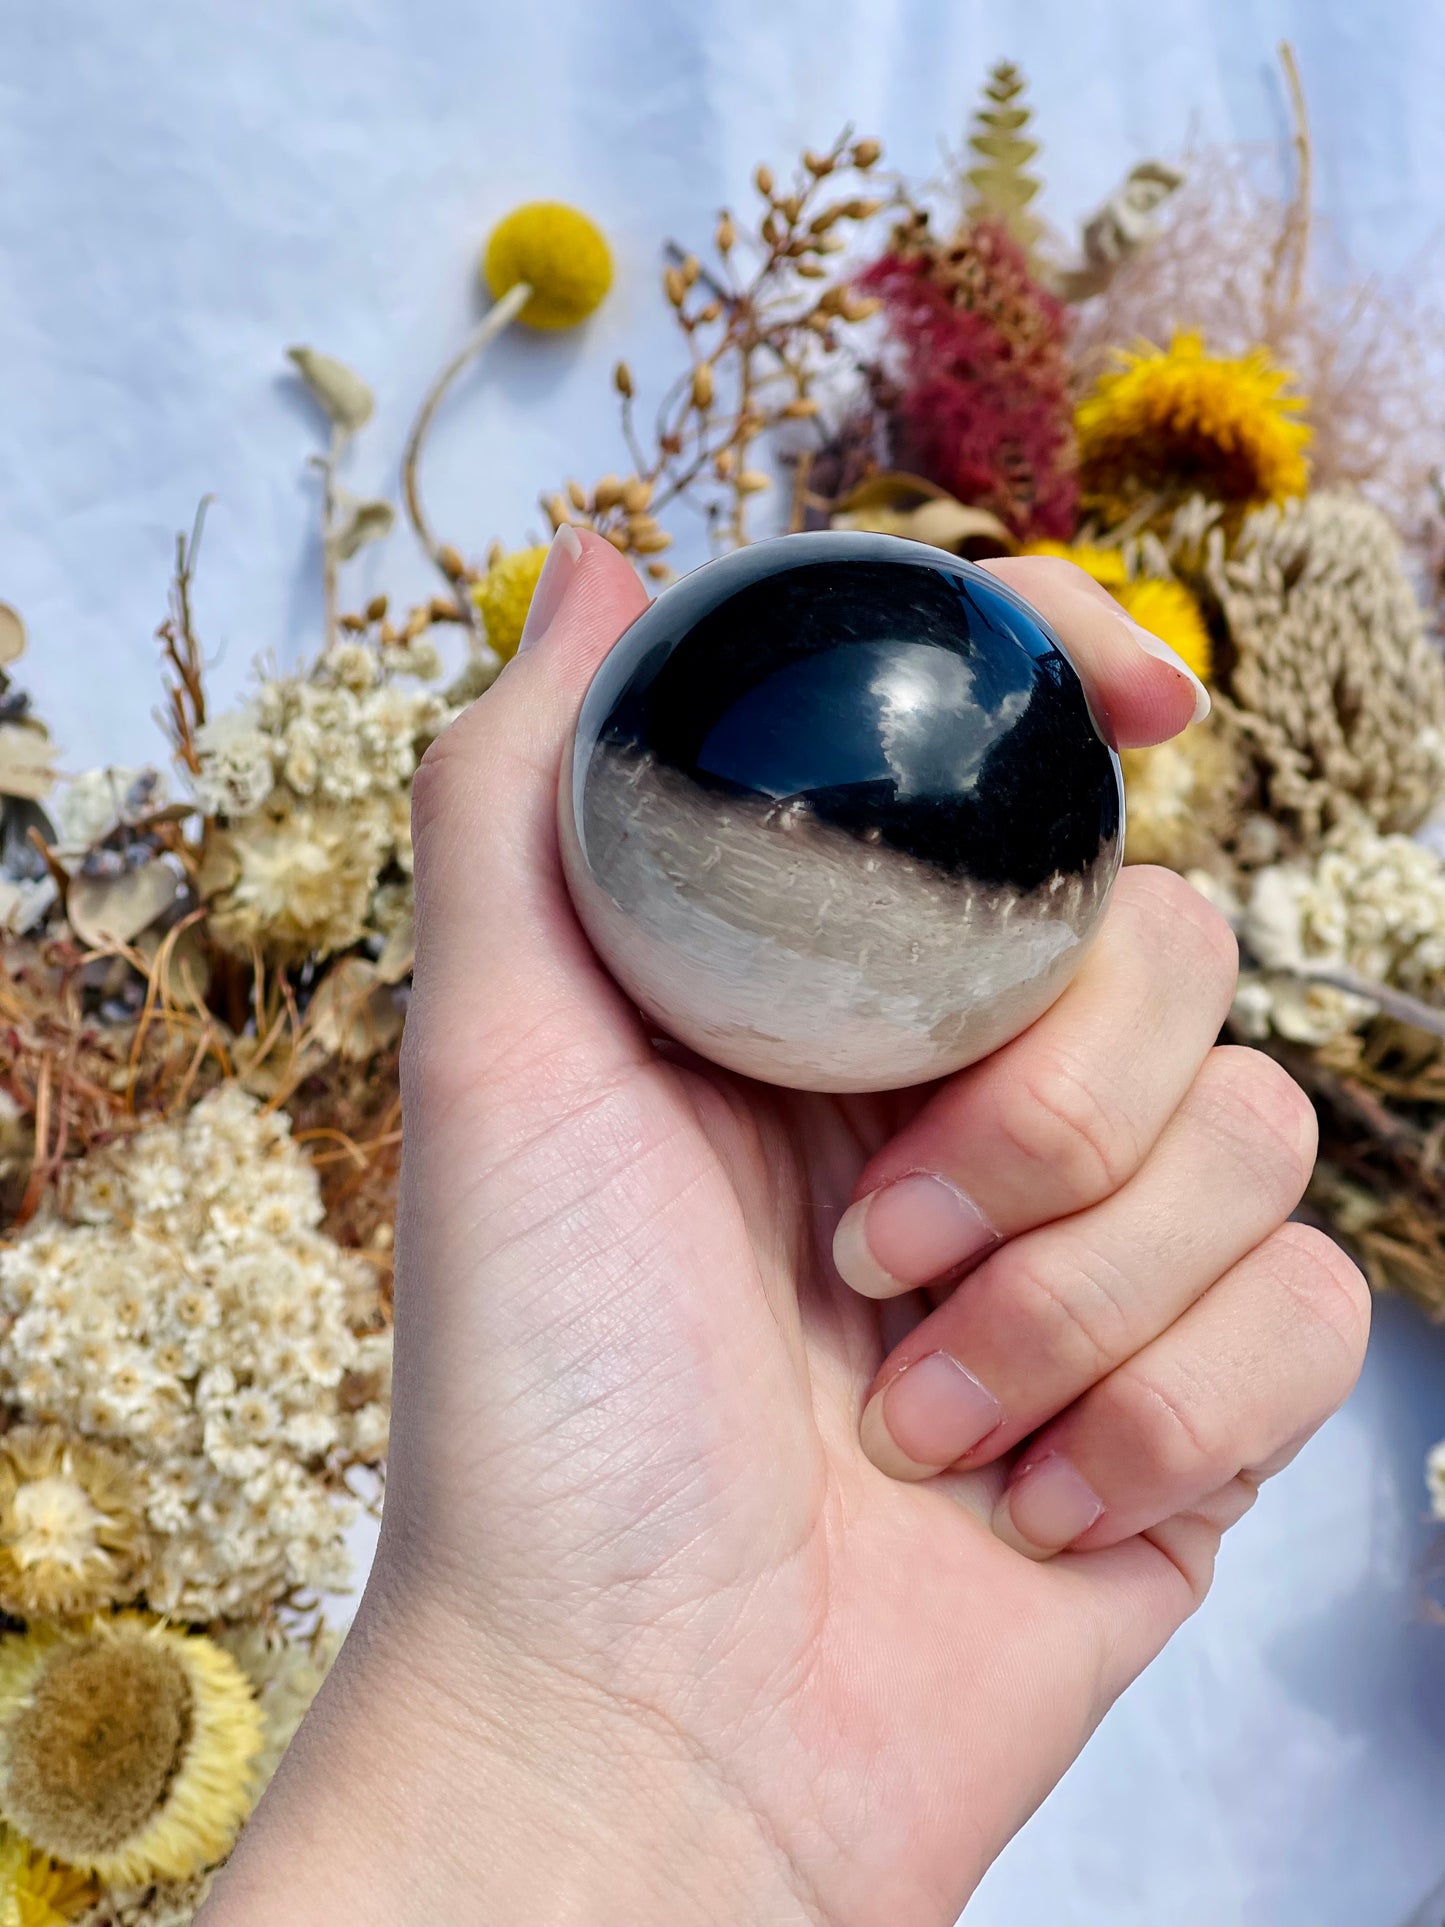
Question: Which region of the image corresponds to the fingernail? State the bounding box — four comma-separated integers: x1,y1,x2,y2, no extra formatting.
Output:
860,1350,1004,1481
1122,615,1211,725
517,523,584,652
991,1454,1105,1560
833,1174,997,1299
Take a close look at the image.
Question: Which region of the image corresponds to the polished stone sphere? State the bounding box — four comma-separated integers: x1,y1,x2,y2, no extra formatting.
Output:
559,531,1123,1092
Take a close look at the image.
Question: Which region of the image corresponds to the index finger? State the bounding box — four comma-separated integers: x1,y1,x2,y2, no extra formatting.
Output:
832,864,1239,1297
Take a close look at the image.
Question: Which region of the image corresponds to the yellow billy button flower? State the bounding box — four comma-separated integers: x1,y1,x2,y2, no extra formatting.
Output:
483,202,613,331
0,1618,262,1886
469,545,552,661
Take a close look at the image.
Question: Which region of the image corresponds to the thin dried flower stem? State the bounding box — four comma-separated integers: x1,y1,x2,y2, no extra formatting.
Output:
1263,41,1312,338
548,132,894,560
158,498,214,773
402,279,533,632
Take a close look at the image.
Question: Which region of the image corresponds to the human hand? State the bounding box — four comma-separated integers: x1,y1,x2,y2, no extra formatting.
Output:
203,534,1369,1927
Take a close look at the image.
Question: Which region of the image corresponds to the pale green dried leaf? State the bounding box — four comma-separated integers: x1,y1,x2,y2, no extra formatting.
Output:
0,603,25,666
287,346,375,432
0,721,56,800
329,495,396,562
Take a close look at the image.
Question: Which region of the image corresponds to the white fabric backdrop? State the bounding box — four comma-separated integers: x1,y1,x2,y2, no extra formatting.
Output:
5,3,1445,1920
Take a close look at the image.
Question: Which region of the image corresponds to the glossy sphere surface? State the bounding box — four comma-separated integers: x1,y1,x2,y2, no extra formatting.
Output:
560,532,1123,1092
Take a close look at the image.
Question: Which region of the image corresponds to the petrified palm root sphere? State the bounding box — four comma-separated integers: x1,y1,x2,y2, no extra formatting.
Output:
560,531,1123,1092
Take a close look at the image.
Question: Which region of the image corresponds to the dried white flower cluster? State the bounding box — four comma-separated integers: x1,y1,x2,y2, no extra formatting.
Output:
194,643,453,962
1233,821,1445,1045
0,1086,390,1619
221,1621,341,1789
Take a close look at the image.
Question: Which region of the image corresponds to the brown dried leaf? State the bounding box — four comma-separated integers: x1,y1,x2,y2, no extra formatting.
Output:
67,859,180,948
830,473,1016,556
307,957,405,1061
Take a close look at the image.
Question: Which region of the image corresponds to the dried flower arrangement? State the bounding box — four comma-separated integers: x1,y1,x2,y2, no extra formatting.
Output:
4,43,1445,1921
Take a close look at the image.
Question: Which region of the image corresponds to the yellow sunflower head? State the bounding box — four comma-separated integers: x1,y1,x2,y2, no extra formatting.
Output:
483,203,613,331
470,544,551,660
0,1428,146,1621
1076,330,1310,526
0,1617,262,1887
0,1824,93,1927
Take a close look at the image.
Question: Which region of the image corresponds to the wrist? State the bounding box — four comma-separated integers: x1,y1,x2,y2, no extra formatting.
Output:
197,1574,824,1927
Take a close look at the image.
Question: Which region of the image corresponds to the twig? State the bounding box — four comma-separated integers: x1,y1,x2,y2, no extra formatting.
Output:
317,423,347,654
1266,41,1313,333
401,280,532,630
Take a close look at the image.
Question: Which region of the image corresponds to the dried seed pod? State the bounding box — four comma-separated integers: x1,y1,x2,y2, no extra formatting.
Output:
594,475,625,511
340,612,367,632
632,529,673,555
430,595,462,620
841,197,884,220
614,360,635,398
404,608,429,639
736,470,772,494
696,300,722,324
761,212,781,248
808,209,840,236
646,561,673,582
365,594,389,621
621,477,654,513
679,254,700,287
795,260,828,279
754,164,775,198
715,212,736,252
438,544,467,581
664,266,687,307
567,479,590,511
851,137,883,169
804,149,835,176
691,364,715,409
544,493,572,530
605,529,632,552
779,194,804,223
714,448,735,480
780,397,819,419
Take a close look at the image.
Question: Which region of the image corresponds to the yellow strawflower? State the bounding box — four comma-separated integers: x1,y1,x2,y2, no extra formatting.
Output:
1076,330,1310,525
1022,540,1212,681
0,1826,91,1927
471,545,551,659
484,203,612,331
1021,539,1128,590
1114,577,1212,683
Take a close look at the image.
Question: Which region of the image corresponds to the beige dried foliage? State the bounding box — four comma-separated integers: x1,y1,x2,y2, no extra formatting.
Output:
1188,491,1445,846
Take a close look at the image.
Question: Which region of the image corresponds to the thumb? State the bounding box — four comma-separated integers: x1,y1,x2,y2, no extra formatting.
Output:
407,525,652,1090
982,554,1211,748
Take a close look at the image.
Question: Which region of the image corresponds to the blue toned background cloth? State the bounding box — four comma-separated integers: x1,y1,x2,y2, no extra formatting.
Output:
3,3,1445,1920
